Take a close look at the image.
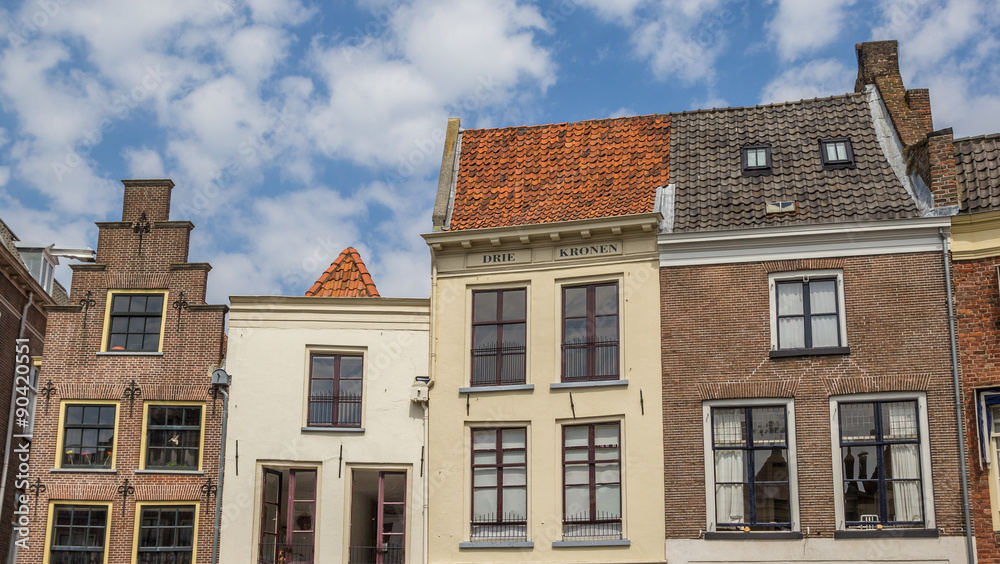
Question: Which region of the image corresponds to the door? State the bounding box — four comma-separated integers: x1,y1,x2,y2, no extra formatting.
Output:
285,469,316,564
377,472,406,564
259,469,282,563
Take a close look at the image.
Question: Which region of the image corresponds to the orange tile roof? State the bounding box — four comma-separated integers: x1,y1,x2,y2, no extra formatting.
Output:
305,247,381,298
448,115,669,230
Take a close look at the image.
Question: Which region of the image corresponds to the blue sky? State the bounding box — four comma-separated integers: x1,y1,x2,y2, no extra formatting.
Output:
1,0,998,303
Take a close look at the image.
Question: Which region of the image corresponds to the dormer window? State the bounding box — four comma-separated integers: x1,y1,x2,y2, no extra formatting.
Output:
741,145,772,176
15,246,56,294
820,138,855,169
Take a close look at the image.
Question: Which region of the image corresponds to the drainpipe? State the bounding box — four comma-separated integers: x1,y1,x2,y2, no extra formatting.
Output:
1,291,32,564
211,371,230,564
940,228,975,564
421,400,429,564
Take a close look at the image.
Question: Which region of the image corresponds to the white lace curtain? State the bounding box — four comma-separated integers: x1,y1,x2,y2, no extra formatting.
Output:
886,403,922,522
714,410,745,523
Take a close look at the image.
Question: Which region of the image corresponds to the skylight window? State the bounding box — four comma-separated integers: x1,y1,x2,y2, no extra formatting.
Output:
820,138,855,169
741,145,772,176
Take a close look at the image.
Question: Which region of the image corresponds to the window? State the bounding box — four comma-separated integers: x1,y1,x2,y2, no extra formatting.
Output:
136,505,196,564
741,145,772,176
260,468,317,564
471,289,526,386
820,138,855,169
562,422,621,540
106,292,165,352
308,354,363,427
142,404,203,471
769,272,848,356
349,470,405,564
48,504,109,563
711,406,790,531
60,404,116,469
562,283,619,382
976,391,1000,530
837,399,925,528
471,428,527,541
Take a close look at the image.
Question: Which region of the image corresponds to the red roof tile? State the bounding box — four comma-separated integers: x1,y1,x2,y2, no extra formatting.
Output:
449,115,670,230
305,247,381,298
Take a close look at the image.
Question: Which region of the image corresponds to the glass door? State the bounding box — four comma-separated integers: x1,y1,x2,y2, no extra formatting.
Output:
285,469,316,564
349,471,406,564
259,469,282,563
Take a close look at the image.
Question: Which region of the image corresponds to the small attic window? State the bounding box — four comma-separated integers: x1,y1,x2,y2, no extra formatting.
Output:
820,138,855,170
741,145,772,176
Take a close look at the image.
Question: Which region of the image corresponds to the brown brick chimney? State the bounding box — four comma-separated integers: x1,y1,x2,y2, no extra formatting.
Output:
122,178,174,222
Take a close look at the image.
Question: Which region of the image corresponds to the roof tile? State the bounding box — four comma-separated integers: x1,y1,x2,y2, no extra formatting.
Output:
955,133,1000,214
305,247,381,298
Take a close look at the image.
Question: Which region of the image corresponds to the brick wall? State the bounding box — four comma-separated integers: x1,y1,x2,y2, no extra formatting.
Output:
16,181,227,564
661,253,963,539
954,256,1000,562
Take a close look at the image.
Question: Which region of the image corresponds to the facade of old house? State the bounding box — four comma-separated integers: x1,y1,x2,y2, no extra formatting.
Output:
16,180,228,564
423,118,667,563
220,247,429,564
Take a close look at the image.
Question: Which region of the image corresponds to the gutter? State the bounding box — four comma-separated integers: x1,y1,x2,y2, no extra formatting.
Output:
940,228,975,564
1,292,32,564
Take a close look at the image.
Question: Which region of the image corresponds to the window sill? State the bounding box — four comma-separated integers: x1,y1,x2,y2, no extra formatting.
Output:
552,539,630,548
51,468,117,474
704,531,802,540
769,346,850,358
459,541,533,549
550,379,628,390
459,384,534,394
301,426,365,434
834,528,938,539
96,351,163,357
135,469,203,475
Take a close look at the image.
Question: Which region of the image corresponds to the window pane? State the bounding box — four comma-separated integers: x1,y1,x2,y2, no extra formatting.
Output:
503,450,526,464
473,452,495,465
129,296,147,313
564,485,590,518
564,464,589,485
882,401,918,440
474,469,497,487
886,444,920,479
809,281,837,313
294,471,316,500
747,148,760,167
383,473,405,503
564,287,587,318
811,315,840,347
840,403,876,442
886,481,923,522
777,283,803,315
751,407,785,445
595,316,617,341
595,425,619,448
777,318,804,349
146,295,163,313
473,489,497,519
502,323,526,347
595,484,621,516
713,408,745,446
595,462,619,483
753,449,788,482
473,292,498,322
564,319,586,344
595,285,617,315
311,380,334,396
311,356,335,379
502,487,527,518
502,429,526,449
502,290,526,321
340,357,363,379
504,467,526,486
99,407,116,426
112,295,130,312
716,484,747,523
473,325,498,349
473,430,496,451
715,450,745,483
755,483,790,524
564,426,588,448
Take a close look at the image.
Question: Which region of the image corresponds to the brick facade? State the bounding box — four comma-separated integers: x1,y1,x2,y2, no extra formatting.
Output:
15,180,227,563
0,243,50,559
955,255,1000,562
661,252,964,539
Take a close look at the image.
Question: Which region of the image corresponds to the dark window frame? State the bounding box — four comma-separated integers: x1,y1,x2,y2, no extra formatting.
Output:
106,292,165,352
820,138,856,170
471,289,527,387
144,404,202,471
307,354,363,428
561,283,619,382
741,145,773,176
838,399,925,529
562,422,622,540
711,406,791,531
774,277,844,353
471,427,528,541
60,404,116,469
137,505,196,563
49,505,108,562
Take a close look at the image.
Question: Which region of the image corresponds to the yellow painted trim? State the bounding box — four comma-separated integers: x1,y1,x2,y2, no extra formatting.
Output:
138,401,206,472
32,356,42,367
131,500,201,564
100,289,169,353
43,500,114,564
53,400,121,470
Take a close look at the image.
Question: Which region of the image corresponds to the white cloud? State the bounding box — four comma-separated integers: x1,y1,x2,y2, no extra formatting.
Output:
758,58,854,104
0,166,9,187
766,0,856,62
223,25,291,83
122,148,166,178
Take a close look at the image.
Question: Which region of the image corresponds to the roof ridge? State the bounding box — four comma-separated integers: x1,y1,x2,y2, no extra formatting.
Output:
305,246,381,298
954,132,1000,143
460,113,668,134
671,91,864,117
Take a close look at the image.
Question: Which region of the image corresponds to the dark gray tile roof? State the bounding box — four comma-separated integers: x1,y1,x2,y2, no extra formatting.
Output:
955,133,1000,214
669,92,920,232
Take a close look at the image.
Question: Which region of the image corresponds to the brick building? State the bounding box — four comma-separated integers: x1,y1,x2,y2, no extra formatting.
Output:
656,40,969,562
951,133,1000,561
16,180,227,564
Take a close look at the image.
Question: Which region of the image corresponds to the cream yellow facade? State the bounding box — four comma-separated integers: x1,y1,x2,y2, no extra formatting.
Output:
424,213,666,564
221,296,429,564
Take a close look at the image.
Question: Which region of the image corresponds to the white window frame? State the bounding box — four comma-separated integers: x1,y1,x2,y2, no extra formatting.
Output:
828,391,935,530
768,270,848,352
702,398,800,532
